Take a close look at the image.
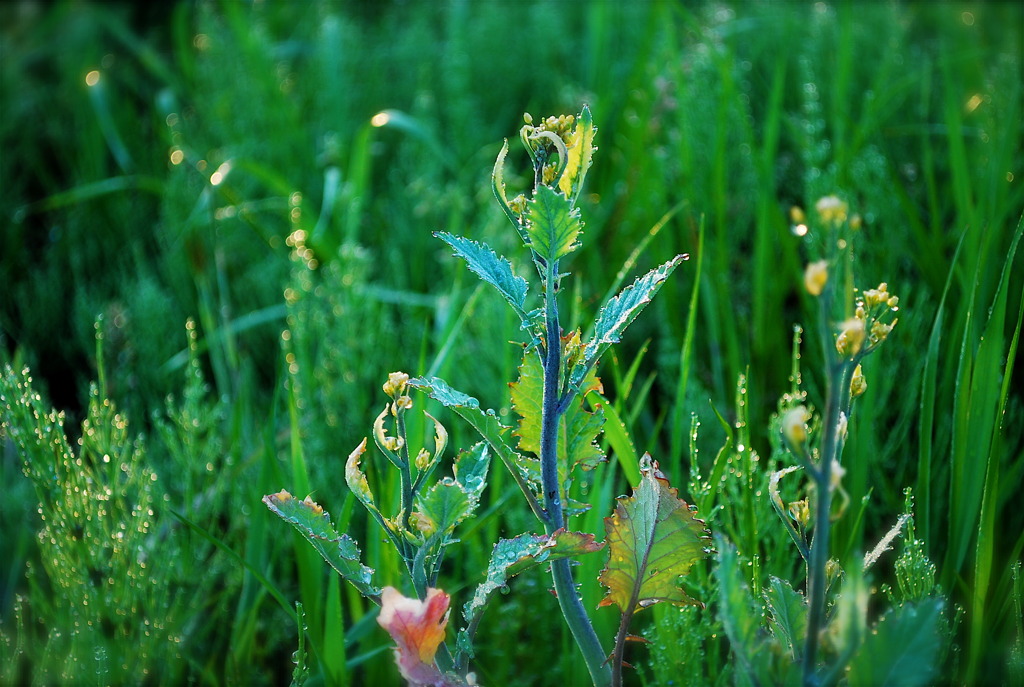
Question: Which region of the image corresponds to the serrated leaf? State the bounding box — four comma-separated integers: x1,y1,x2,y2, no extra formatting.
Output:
346,438,381,516
572,255,684,389
434,232,529,320
462,529,604,629
764,575,808,659
413,479,472,538
412,443,490,539
525,184,583,261
558,105,597,203
263,490,381,601
409,375,541,507
848,598,945,686
509,345,606,474
599,455,711,612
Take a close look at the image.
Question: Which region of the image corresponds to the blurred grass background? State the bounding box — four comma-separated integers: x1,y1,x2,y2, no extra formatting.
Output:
1,1,1021,685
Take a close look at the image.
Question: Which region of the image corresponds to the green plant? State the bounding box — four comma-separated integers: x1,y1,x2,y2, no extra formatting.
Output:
264,107,713,687
713,196,955,686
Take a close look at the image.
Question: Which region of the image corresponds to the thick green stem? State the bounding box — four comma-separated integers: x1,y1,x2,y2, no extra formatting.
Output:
540,275,564,528
539,261,610,687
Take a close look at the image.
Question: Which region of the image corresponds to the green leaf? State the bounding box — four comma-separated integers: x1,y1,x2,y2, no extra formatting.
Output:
847,598,945,687
509,346,605,474
598,455,711,612
557,104,597,204
763,576,808,659
714,534,768,681
453,441,490,499
824,561,869,683
414,479,472,537
459,529,604,655
263,490,382,601
525,183,583,261
509,347,544,454
572,255,684,389
434,232,529,320
413,443,491,538
409,375,543,518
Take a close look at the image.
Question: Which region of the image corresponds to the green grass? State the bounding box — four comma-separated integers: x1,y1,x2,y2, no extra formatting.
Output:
1,1,1022,685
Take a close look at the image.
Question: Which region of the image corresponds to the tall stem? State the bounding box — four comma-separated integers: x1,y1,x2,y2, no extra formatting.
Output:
539,262,611,687
802,358,843,687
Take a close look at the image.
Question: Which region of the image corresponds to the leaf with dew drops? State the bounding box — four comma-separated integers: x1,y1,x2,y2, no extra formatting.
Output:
599,455,711,612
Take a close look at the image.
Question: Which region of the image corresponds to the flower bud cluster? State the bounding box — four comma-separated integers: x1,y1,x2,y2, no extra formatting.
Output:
524,112,576,138
832,282,900,359
815,195,848,226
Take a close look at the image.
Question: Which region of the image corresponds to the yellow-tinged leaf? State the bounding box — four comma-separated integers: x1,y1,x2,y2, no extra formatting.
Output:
345,438,375,508
557,105,597,202
599,455,712,612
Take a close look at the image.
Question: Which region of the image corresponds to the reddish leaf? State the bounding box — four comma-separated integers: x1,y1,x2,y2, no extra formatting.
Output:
378,586,466,686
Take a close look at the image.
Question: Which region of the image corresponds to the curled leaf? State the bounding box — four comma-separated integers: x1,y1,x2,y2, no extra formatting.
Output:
558,104,597,203
346,439,379,514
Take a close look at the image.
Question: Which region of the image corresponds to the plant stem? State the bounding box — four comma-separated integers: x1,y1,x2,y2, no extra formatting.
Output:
539,260,611,687
609,589,639,687
396,409,414,533
802,358,843,686
540,274,564,528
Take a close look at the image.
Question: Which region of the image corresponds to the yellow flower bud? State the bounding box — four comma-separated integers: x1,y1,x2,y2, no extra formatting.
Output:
804,260,829,296
788,498,810,527
415,448,431,471
790,206,806,224
850,364,867,398
384,371,409,397
863,284,891,308
395,395,413,411
509,194,527,214
870,318,897,345
782,405,811,448
836,318,866,357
